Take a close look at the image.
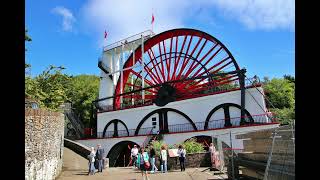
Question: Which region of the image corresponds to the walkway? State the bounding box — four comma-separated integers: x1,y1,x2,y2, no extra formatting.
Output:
57,147,227,180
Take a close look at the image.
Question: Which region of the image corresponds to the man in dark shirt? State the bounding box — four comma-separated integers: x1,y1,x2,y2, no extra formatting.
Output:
149,146,158,173
96,144,105,172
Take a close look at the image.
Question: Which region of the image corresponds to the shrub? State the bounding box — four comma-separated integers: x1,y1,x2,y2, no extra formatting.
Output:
181,138,205,153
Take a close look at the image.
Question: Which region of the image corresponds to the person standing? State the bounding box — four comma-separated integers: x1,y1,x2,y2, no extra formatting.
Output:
137,148,150,180
149,145,158,173
177,145,186,171
95,144,105,173
88,147,96,175
209,143,221,170
160,145,168,173
131,145,139,168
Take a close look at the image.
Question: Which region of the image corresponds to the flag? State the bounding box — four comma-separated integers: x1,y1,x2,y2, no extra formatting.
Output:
104,30,108,39
151,13,155,24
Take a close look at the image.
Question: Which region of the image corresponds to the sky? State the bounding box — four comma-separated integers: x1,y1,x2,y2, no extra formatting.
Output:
25,0,295,79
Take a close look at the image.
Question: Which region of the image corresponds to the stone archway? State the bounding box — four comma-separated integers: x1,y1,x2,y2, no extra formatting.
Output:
107,141,140,167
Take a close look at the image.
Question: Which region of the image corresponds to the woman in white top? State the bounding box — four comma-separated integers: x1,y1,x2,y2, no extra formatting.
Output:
177,145,186,171
160,145,167,173
88,147,96,175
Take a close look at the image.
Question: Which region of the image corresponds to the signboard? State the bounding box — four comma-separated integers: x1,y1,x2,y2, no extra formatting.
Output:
168,149,179,157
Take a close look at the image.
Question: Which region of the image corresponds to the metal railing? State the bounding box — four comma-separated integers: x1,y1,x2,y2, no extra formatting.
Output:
103,30,155,52
95,78,262,113
98,114,276,138
65,110,85,138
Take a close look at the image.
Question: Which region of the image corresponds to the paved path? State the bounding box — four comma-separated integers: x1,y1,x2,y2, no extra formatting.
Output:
57,147,227,180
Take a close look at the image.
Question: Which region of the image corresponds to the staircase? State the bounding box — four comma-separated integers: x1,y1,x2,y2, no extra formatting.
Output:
64,110,85,139
235,125,295,180
142,128,159,148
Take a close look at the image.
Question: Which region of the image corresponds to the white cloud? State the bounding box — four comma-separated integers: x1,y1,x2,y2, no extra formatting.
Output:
80,0,294,47
52,6,76,32
210,0,295,31
80,0,206,46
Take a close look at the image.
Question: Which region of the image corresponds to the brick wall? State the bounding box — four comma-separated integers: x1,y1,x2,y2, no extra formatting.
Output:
25,109,64,180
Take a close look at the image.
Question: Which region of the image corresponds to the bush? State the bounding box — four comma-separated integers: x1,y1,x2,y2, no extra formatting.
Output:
271,108,295,125
181,138,205,154
150,140,167,157
150,138,205,156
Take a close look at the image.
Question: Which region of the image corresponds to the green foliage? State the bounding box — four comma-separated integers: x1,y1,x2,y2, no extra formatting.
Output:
25,29,32,42
271,108,295,125
30,65,71,111
181,138,205,154
149,138,205,157
66,75,100,126
25,28,32,69
262,76,295,125
150,140,166,157
263,78,295,109
283,74,295,83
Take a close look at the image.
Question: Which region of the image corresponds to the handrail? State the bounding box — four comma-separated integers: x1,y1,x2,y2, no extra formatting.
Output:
142,127,155,148
98,113,275,139
65,110,85,138
103,30,155,52
94,78,262,113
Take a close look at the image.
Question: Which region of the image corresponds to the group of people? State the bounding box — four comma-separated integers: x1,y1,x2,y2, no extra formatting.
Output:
86,142,221,178
87,144,105,175
130,144,187,180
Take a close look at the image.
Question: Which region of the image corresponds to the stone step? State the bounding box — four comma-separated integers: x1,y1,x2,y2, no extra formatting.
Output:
243,144,294,154
243,139,294,153
236,126,294,140
236,129,274,139
241,168,264,179
238,152,294,165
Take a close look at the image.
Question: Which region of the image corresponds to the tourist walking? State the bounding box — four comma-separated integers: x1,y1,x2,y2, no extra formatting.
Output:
149,145,158,173
131,145,139,168
88,147,96,175
177,145,186,171
137,148,150,180
96,144,105,173
160,145,168,173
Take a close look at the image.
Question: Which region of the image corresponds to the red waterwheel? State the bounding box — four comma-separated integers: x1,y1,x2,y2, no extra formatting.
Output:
114,28,241,109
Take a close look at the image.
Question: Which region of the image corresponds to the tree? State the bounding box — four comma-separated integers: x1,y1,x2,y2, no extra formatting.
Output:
66,75,100,126
283,74,295,83
263,78,295,109
25,29,32,69
34,65,71,110
263,77,295,124
25,65,71,111
25,29,32,42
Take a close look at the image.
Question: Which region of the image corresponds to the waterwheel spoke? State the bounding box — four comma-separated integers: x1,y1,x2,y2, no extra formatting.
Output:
150,47,165,82
167,36,173,81
176,35,193,80
147,50,162,83
136,58,162,85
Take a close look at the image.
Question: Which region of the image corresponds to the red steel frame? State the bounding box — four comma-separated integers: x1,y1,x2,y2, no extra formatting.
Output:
114,28,241,110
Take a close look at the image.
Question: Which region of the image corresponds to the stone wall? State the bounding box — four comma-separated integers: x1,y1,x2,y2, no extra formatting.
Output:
25,109,64,180
157,152,211,170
